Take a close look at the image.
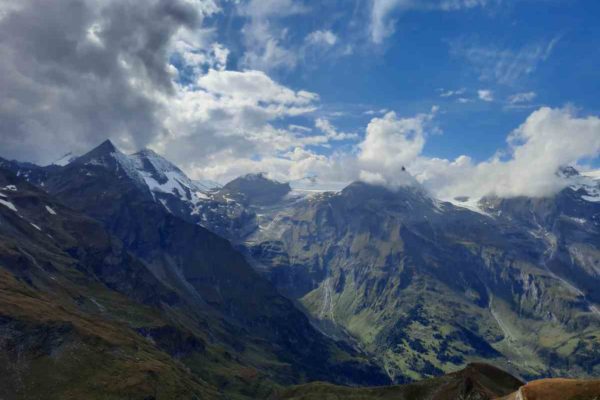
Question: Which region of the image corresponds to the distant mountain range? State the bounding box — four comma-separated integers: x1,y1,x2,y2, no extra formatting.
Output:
0,139,599,398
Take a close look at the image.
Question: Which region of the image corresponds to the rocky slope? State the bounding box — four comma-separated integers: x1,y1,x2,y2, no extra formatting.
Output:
0,145,389,399
237,177,600,382
0,167,219,399
3,141,599,385
171,170,600,382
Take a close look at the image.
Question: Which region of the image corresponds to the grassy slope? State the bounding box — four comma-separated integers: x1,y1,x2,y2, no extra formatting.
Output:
0,269,220,400
286,205,600,381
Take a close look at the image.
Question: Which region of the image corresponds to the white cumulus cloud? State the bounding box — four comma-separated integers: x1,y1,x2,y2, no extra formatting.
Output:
478,89,494,102
412,107,600,199
306,30,338,47
508,91,537,104
357,109,436,187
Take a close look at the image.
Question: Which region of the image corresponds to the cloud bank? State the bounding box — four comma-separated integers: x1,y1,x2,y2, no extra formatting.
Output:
1,0,599,201
0,0,216,162
412,107,600,199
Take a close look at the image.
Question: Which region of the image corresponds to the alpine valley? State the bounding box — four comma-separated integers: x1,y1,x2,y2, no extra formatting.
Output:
1,140,599,399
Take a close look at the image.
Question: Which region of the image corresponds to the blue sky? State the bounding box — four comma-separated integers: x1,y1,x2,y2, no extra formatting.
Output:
1,0,600,198
203,0,600,164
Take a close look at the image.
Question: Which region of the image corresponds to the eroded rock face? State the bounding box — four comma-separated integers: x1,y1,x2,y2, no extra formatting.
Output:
218,179,600,382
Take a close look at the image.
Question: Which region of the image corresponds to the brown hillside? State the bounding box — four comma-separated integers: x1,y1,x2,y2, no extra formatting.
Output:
498,378,600,400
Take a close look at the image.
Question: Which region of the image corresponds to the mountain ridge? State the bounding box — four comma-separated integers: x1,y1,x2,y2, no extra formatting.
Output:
0,150,390,398
2,141,600,385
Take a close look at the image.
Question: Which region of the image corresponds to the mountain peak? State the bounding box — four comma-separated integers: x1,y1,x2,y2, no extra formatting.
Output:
221,173,291,205
96,139,117,153
558,165,580,178
134,147,160,158
131,148,189,180
238,172,270,182
340,179,433,211
74,139,119,164
69,139,150,188
225,172,288,189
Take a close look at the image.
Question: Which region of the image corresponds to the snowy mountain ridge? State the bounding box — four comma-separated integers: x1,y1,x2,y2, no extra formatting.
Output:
48,140,600,211
69,140,218,209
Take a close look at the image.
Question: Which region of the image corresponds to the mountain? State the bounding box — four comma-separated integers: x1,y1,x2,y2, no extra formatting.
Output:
3,141,600,388
0,143,390,399
130,148,217,198
186,171,600,382
0,166,220,399
217,173,292,206
66,144,597,382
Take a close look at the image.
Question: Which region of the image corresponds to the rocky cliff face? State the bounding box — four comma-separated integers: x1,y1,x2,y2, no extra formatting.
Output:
219,179,600,382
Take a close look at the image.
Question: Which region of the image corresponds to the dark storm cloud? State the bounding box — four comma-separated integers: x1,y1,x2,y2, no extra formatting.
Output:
0,0,202,164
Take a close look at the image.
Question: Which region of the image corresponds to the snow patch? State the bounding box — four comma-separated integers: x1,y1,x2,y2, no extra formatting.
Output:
110,151,147,186
569,173,600,202
444,196,491,216
90,298,106,312
195,191,210,200
159,199,172,213
583,195,600,203
0,199,17,212
51,152,78,166
222,195,236,203
566,216,586,225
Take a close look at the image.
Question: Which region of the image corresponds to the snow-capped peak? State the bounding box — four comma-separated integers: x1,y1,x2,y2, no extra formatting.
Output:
72,140,217,213
73,140,146,186
130,148,212,203
557,165,580,178
74,139,118,165
565,167,600,203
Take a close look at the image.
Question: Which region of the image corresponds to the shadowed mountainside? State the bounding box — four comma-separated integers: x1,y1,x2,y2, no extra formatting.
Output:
0,151,388,398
